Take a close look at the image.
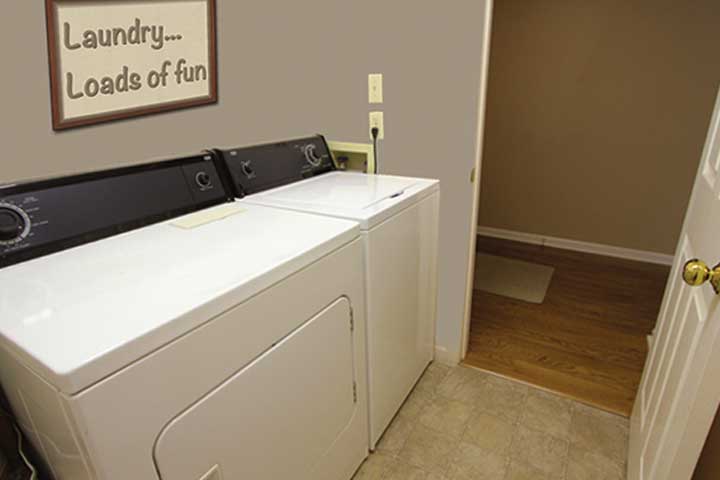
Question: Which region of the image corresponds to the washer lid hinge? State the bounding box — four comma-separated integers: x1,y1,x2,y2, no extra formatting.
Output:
353,381,358,403
350,308,355,332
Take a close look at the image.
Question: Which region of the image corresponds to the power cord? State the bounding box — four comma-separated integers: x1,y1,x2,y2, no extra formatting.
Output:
0,407,37,480
371,127,380,174
13,423,37,480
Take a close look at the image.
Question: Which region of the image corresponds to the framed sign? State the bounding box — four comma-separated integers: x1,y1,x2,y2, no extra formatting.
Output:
45,0,217,130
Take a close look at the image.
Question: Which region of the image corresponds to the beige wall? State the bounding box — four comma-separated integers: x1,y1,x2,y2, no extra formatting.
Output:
0,2,490,360
478,0,720,254
694,407,720,480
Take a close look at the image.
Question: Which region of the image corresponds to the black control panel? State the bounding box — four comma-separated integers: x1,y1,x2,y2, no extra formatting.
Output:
0,154,230,268
216,135,335,197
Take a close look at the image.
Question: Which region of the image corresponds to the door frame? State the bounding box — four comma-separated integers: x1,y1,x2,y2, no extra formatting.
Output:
460,0,494,361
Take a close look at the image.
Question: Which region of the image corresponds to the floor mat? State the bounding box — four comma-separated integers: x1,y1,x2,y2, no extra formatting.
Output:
474,253,554,304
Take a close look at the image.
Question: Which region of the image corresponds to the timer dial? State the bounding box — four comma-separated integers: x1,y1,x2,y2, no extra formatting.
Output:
241,161,255,178
195,171,213,189
303,144,324,167
0,204,30,245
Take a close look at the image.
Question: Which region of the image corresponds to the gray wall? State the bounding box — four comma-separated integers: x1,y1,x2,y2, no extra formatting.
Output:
1,2,490,361
478,0,720,254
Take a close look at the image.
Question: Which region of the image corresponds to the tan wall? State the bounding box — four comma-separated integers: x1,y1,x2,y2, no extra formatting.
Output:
694,407,720,480
0,2,490,359
478,0,720,254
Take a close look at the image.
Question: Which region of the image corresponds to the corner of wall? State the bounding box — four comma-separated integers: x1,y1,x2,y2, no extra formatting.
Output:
434,345,461,367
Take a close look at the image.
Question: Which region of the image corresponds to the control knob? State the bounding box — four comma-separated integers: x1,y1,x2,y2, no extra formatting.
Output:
241,161,255,178
303,144,325,167
195,171,213,189
0,204,29,245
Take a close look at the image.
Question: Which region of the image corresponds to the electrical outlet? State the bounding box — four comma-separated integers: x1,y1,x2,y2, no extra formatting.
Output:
369,111,384,140
368,74,383,104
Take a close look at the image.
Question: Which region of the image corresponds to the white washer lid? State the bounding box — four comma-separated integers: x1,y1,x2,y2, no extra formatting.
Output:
0,204,359,394
244,172,439,229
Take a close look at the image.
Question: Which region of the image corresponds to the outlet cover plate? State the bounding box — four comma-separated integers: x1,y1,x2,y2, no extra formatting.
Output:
369,111,384,139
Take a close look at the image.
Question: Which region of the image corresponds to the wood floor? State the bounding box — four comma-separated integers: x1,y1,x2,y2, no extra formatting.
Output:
464,236,670,417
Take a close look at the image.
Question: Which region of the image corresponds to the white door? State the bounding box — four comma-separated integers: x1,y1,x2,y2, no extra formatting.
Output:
629,87,720,480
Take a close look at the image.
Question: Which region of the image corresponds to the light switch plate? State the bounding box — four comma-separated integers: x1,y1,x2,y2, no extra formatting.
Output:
368,74,383,104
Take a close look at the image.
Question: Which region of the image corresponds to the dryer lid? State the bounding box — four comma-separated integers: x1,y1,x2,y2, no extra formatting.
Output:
256,172,419,208
246,172,439,229
0,204,359,394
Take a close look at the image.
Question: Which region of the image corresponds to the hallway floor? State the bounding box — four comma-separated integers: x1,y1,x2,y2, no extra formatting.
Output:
354,363,629,480
465,236,670,416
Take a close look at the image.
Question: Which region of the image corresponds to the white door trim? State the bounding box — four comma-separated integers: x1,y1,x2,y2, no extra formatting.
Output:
460,0,494,362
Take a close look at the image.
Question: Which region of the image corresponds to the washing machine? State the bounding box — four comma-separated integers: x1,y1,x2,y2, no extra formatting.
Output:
0,153,369,479
217,136,440,448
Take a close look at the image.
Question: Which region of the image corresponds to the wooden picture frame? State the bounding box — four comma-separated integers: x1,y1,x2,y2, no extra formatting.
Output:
45,0,218,130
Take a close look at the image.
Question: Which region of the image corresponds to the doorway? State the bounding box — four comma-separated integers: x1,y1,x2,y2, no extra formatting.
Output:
463,0,720,418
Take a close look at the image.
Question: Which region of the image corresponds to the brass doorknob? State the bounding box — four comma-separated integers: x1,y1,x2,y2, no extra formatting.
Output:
683,259,720,294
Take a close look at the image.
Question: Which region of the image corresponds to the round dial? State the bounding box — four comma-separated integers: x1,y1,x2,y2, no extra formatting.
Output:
195,171,213,189
241,161,255,178
0,204,30,245
303,144,323,167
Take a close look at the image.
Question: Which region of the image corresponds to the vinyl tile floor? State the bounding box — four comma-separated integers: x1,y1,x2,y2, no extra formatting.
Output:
353,363,628,480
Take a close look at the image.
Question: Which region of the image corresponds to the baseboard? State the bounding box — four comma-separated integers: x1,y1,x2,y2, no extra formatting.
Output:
434,345,461,366
477,226,674,266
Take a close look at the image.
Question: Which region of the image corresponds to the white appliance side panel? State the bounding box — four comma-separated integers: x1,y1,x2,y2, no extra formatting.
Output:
155,297,357,480
419,192,440,367
65,239,368,480
0,347,94,480
366,192,439,448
